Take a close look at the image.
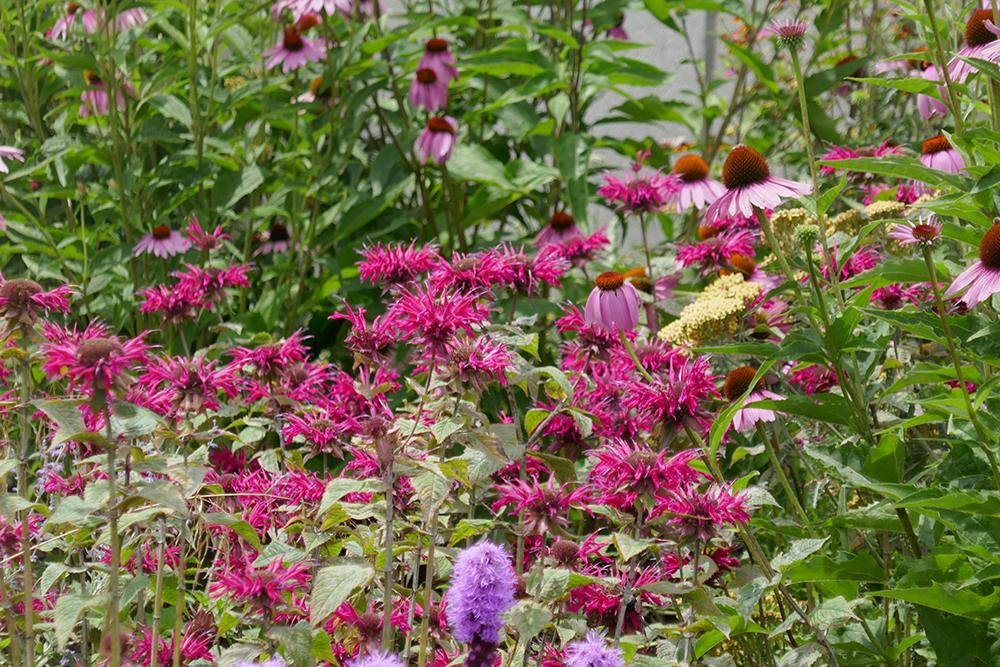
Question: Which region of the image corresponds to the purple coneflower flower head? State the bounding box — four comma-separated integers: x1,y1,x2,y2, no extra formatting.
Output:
256,222,292,255
889,216,941,247
584,272,639,332
415,116,458,165
723,366,781,433
666,154,725,211
948,9,1000,82
419,39,459,83
917,66,948,120
135,225,191,258
704,145,811,224
656,483,750,542
80,70,127,117
349,651,404,667
535,211,583,247
358,240,439,288
722,253,779,292
47,3,98,40
945,222,1000,307
565,631,625,667
920,135,965,174
763,19,808,50
448,540,515,645
264,25,326,73
41,322,150,397
0,278,72,325
0,145,25,174
409,67,448,112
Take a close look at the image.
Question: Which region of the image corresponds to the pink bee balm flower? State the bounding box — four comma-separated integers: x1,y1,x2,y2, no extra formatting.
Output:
358,240,439,288
597,164,674,213
0,278,72,325
135,224,191,258
137,354,238,416
704,145,811,224
264,25,326,73
917,66,948,120
418,39,459,84
888,216,942,247
492,477,590,536
920,134,965,174
497,244,569,294
535,211,582,247
948,9,1000,83
186,217,229,251
945,223,1000,307
723,366,781,433
655,483,750,542
408,67,448,112
41,322,149,396
445,336,512,390
415,116,458,165
0,145,25,174
584,271,639,332
818,140,903,175
676,226,756,274
389,285,490,357
588,441,703,510
553,228,611,268
667,154,726,211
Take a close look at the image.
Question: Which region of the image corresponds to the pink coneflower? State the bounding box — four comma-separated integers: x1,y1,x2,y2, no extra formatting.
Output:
256,222,292,255
917,66,948,120
389,285,490,357
597,152,674,214
535,211,582,247
920,135,965,174
0,146,25,174
705,145,810,224
80,70,126,117
655,484,750,542
358,241,439,288
47,3,99,40
186,217,229,251
584,272,639,332
948,9,1000,83
41,322,149,397
114,7,149,31
408,67,448,112
135,224,191,258
497,244,568,294
676,227,756,274
264,26,326,73
889,216,942,247
667,154,725,211
418,39,459,83
723,253,779,292
723,366,780,433
944,223,1000,307
0,278,72,325
818,140,903,175
415,116,457,165
762,19,808,49
492,477,590,535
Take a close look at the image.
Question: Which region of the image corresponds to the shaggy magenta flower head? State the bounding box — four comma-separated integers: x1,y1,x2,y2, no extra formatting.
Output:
42,322,149,398
350,651,405,667
430,250,509,293
535,211,583,247
0,145,25,174
330,303,397,366
186,217,229,251
597,152,674,214
389,285,490,357
723,365,781,433
419,38,459,83
920,135,965,174
0,278,72,326
666,154,725,211
918,66,948,120
945,222,1000,307
137,354,237,416
656,483,750,542
448,540,515,667
589,441,703,510
497,244,568,294
948,9,1000,82
493,477,590,535
676,227,756,274
358,241,439,288
409,67,448,112
705,145,811,224
819,244,880,282
416,116,458,165
264,25,326,73
622,354,719,433
584,272,639,332
445,336,512,390
554,228,611,268
565,631,624,667
135,224,191,258
889,216,941,248
819,140,903,176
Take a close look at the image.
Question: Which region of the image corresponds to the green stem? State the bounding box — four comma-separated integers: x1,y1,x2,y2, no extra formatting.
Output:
105,413,121,667
381,458,395,649
755,423,810,528
921,0,965,134
150,521,166,667
17,347,33,667
619,330,655,383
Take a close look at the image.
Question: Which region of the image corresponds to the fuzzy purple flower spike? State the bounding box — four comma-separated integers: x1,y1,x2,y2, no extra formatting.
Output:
565,631,625,667
449,540,516,667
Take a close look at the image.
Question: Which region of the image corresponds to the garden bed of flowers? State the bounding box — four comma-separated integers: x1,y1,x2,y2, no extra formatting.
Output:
2,0,1000,665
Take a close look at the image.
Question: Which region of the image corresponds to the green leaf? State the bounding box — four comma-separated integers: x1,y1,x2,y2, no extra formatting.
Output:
213,165,264,209
816,156,963,191
785,552,886,583
869,584,1000,621
318,478,378,517
149,93,192,128
201,513,262,550
54,592,108,649
863,434,904,484
614,532,654,562
504,600,552,640
268,623,313,667
446,144,512,189
137,481,188,516
48,495,103,528
772,538,830,572
749,394,854,426
449,519,495,546
309,562,374,627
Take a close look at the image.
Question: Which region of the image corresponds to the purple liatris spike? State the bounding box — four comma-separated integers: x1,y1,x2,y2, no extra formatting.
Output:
349,651,405,667
449,540,515,665
565,631,625,667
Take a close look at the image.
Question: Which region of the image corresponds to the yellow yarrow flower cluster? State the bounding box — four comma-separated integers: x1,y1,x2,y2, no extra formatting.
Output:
659,273,762,347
